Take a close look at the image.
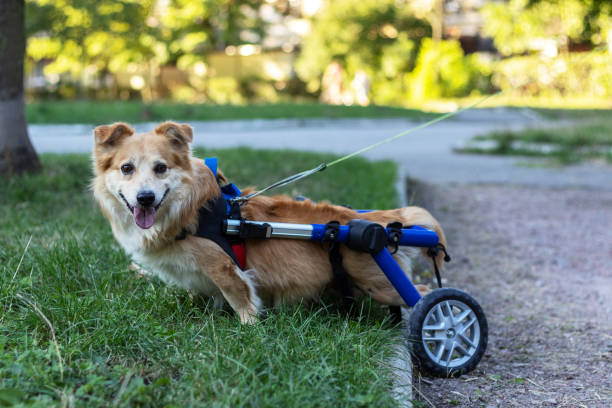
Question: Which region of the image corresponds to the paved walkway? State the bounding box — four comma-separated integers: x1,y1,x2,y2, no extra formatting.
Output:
29,109,612,190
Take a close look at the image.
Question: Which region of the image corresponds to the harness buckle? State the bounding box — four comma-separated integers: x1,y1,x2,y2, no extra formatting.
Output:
238,221,272,239
386,222,403,254
323,221,341,247
427,243,452,288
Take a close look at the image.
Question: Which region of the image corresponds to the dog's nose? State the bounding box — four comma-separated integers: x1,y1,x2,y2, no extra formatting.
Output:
137,190,156,207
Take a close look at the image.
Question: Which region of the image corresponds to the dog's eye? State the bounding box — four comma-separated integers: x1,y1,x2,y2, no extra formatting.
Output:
120,163,134,175
154,163,167,175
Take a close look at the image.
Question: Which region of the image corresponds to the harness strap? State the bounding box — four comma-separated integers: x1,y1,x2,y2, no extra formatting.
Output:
204,157,218,178
176,158,247,269
427,243,452,289
324,221,355,311
328,242,356,311
231,243,246,270
177,194,244,268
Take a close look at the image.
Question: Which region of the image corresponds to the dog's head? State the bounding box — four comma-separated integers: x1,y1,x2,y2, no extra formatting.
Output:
92,121,195,230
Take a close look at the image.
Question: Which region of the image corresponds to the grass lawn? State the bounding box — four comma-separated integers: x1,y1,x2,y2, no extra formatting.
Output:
0,149,404,407
26,101,435,125
455,119,612,165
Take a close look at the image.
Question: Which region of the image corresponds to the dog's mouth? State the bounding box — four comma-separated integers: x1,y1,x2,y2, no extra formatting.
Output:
119,189,169,230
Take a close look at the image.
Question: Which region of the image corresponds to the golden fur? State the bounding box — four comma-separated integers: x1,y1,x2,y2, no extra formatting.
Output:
92,122,446,323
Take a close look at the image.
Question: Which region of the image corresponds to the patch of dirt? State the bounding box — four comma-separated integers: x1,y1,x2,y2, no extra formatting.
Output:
413,185,612,408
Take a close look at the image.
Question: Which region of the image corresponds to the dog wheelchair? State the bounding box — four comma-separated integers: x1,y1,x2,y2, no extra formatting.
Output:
204,158,488,377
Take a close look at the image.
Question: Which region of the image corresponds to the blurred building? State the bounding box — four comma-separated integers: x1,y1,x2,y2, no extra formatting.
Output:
443,0,498,53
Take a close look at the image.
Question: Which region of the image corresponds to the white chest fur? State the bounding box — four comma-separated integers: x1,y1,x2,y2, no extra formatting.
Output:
117,230,221,298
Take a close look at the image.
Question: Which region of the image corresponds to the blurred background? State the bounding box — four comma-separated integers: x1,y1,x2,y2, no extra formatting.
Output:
23,0,612,110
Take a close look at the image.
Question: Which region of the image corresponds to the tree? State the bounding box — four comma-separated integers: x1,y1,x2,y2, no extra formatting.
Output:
26,0,159,99
482,0,612,56
0,0,41,175
24,0,272,100
295,0,430,104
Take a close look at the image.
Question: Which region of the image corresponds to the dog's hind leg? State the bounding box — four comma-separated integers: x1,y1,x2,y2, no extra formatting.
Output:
342,246,432,306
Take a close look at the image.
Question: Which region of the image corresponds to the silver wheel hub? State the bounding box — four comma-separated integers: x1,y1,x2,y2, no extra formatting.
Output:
421,300,480,368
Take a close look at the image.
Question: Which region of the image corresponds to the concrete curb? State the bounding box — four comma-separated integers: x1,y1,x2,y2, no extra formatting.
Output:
388,169,414,407
389,337,414,407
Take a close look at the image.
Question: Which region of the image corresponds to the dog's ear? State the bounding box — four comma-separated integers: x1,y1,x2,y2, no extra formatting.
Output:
155,122,193,149
94,122,134,146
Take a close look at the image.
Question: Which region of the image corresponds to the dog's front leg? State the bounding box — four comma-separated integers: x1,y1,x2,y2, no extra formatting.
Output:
186,238,261,324
207,261,261,324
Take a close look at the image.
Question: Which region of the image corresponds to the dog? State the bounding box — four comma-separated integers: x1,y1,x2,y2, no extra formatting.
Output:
92,121,447,324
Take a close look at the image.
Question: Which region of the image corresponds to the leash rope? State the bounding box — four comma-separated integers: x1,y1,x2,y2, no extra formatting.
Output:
229,92,502,205
230,45,608,205
231,163,327,203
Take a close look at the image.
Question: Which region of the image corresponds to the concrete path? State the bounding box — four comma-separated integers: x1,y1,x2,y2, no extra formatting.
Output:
29,109,611,406
29,109,612,190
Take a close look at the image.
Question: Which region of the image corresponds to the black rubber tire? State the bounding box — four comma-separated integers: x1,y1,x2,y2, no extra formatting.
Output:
408,288,488,378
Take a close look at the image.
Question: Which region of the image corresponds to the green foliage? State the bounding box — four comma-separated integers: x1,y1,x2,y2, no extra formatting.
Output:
206,77,246,104
0,150,401,407
26,0,158,76
295,0,493,105
295,0,430,95
406,39,492,102
161,0,268,66
25,0,272,96
482,0,612,55
492,51,612,98
480,0,612,99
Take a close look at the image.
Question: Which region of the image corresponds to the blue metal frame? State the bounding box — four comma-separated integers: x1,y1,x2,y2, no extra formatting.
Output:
208,154,437,309
309,222,439,307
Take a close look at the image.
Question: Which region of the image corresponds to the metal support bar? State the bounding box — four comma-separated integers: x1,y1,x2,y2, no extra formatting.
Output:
397,225,439,247
225,219,432,308
226,220,439,247
225,219,314,239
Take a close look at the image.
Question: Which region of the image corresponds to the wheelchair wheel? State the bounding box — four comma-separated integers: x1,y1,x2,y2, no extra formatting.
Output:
408,288,488,378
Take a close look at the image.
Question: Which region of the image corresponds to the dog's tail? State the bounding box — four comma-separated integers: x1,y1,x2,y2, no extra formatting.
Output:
399,207,448,273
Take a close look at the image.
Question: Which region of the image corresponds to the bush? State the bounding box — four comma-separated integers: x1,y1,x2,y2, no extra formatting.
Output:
295,0,430,97
405,39,492,102
368,34,418,105
206,77,245,105
492,52,612,98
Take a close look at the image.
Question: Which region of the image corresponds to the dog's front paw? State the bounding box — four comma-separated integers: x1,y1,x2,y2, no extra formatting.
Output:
238,308,259,325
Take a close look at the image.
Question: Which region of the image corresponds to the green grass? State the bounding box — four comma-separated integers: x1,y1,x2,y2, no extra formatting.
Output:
448,95,612,112
528,108,612,121
456,119,612,164
26,101,434,125
0,149,402,407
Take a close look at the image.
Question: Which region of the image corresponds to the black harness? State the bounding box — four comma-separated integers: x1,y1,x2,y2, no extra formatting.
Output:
176,193,243,267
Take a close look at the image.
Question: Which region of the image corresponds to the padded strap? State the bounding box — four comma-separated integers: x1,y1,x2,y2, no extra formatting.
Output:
192,194,243,268
204,157,218,177
328,242,355,311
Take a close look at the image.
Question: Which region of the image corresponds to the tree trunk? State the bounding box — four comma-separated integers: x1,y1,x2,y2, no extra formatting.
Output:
431,0,444,42
0,0,41,175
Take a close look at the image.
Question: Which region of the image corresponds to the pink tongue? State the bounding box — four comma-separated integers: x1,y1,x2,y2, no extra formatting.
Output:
133,207,156,229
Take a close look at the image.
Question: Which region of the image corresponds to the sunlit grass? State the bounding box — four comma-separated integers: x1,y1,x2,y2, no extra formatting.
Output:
0,150,402,407
445,95,612,112
26,101,435,124
455,119,612,164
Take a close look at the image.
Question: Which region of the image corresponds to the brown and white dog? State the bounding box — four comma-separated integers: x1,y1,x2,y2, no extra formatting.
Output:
92,121,446,323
